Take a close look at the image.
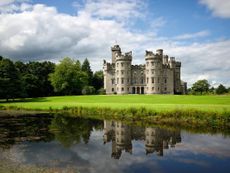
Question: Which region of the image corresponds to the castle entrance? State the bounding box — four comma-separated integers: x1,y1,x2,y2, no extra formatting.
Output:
141,87,144,94
132,87,135,94
137,87,140,94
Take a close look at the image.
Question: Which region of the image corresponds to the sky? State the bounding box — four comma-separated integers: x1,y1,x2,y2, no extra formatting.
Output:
0,0,229,87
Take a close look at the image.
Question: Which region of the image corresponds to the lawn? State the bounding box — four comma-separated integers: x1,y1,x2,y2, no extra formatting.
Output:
0,95,230,112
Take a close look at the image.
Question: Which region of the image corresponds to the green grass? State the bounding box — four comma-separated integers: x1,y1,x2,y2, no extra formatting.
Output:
0,95,230,112
1,95,229,130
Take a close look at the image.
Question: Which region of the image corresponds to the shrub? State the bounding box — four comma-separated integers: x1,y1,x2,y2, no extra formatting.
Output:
97,88,106,95
82,86,96,95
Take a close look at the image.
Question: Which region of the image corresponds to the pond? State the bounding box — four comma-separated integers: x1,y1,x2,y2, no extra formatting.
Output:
0,112,230,173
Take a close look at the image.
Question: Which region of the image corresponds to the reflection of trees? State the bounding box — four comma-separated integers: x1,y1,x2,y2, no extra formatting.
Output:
49,114,103,148
0,114,54,149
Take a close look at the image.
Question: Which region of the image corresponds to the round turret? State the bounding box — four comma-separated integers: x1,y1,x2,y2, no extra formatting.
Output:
115,52,132,94
145,50,162,94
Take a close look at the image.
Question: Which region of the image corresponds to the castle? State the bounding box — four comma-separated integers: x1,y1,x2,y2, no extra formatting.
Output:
103,45,187,94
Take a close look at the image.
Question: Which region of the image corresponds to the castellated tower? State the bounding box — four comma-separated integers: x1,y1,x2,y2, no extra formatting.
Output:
103,45,187,95
145,49,163,94
111,45,121,64
115,51,132,94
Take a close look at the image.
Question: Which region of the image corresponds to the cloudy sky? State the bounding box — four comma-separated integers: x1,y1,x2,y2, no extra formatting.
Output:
0,0,229,87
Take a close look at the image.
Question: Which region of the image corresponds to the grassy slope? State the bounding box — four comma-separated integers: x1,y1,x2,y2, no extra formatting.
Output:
0,95,230,112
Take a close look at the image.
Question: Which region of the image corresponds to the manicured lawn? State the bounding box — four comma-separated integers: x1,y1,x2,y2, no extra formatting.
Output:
0,95,230,112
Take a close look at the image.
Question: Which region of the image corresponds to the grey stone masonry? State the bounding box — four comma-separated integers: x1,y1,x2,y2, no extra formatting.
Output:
103,45,187,94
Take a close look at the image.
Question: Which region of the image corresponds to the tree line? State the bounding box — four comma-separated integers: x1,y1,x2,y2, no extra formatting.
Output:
0,56,104,101
188,79,230,95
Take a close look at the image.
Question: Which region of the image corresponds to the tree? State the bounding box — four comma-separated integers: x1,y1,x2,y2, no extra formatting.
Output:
14,61,55,97
82,58,93,85
216,84,228,95
49,57,88,95
191,79,210,95
0,58,21,101
92,70,103,91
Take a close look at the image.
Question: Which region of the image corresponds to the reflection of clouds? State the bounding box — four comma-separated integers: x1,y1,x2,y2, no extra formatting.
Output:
175,158,210,167
173,132,230,159
1,129,230,173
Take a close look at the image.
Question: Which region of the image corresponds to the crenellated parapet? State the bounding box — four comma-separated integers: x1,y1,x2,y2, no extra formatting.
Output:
103,45,187,95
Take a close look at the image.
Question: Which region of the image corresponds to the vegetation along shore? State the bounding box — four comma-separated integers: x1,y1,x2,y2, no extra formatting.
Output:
1,95,229,130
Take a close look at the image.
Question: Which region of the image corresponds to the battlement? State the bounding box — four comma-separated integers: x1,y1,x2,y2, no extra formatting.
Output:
175,61,181,67
116,51,132,61
111,45,121,51
103,45,186,95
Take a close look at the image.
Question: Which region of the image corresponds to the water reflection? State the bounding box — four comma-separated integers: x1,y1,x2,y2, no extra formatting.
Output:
103,120,181,159
0,114,54,149
0,113,230,173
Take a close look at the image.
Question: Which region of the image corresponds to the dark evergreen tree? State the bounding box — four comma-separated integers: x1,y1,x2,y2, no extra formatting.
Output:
0,58,21,101
82,58,93,85
216,84,228,95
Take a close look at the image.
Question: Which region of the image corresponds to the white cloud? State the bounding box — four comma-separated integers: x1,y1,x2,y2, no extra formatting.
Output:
199,0,230,18
0,0,30,13
0,0,229,87
74,0,145,22
173,30,210,40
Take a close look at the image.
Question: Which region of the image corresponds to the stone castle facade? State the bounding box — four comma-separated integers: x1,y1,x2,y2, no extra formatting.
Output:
103,45,187,94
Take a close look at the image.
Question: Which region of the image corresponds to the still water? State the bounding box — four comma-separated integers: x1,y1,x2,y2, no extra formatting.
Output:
0,113,230,173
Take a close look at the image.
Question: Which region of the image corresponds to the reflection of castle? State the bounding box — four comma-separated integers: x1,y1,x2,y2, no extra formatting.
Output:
103,120,181,159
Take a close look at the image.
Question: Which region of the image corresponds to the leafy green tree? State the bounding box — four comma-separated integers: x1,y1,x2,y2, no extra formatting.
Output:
14,61,55,97
216,84,228,95
82,58,93,85
0,58,21,101
191,79,210,95
92,70,103,91
49,57,88,95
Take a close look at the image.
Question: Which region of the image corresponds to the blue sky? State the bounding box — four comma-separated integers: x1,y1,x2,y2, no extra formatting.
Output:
0,0,229,87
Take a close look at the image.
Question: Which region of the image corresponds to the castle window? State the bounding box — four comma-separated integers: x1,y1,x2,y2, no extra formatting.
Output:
165,87,167,91
152,87,154,91
121,78,124,84
151,61,154,66
165,78,167,83
112,79,115,84
127,78,129,83
151,77,154,83
112,88,114,92
141,78,144,84
121,63,124,67
117,63,119,67
158,87,159,91
127,87,129,91
122,87,124,91
147,77,149,83
121,70,124,75
158,77,160,83
151,69,154,74
117,78,119,84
